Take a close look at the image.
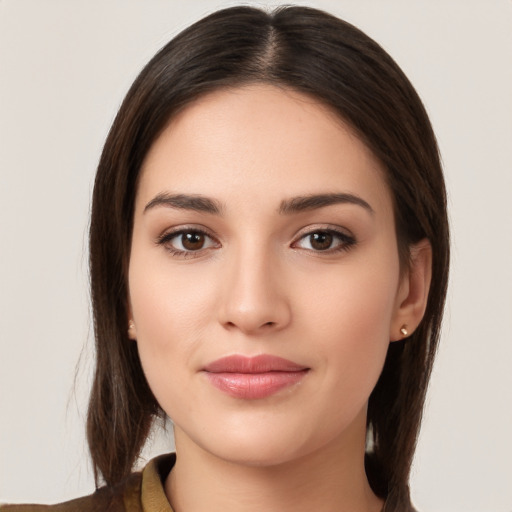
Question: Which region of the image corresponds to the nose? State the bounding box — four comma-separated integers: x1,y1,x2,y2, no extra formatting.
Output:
217,245,291,335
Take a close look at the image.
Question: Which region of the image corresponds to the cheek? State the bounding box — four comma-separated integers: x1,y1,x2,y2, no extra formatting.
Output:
128,254,218,392
130,245,217,330
297,254,399,392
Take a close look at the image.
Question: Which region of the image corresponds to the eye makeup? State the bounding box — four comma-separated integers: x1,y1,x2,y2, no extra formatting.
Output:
155,223,357,260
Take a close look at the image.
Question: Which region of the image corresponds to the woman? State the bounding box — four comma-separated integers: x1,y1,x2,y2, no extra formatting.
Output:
1,5,449,512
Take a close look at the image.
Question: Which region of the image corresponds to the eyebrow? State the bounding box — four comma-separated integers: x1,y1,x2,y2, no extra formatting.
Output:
144,193,223,215
143,191,374,216
279,193,374,215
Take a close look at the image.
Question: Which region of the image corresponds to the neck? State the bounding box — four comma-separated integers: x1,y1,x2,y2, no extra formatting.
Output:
165,411,383,512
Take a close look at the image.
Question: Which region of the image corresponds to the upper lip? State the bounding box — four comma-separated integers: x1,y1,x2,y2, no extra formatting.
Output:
203,354,308,373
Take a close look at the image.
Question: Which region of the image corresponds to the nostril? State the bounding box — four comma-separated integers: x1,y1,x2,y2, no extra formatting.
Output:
224,320,276,331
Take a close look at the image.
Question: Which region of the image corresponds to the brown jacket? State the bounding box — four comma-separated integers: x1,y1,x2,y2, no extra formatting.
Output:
0,454,175,512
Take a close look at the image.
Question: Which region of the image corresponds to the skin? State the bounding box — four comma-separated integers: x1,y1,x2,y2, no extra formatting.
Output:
128,85,431,512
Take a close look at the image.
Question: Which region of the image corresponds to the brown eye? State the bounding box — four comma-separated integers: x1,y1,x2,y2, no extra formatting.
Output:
293,229,356,253
181,232,205,250
309,232,333,251
158,229,218,255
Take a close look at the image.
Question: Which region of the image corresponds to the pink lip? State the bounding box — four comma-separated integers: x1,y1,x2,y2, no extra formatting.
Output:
202,355,309,399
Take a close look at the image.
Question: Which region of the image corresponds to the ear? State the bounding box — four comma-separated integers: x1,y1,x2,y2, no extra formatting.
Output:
390,238,432,341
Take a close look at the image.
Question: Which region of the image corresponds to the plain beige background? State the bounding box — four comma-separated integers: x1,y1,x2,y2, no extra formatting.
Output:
1,1,511,511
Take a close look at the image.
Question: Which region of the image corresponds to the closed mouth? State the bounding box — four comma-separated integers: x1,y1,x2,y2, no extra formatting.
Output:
202,354,309,399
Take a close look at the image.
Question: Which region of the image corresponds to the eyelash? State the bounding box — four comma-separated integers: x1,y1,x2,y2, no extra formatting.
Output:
156,227,219,259
292,228,356,254
156,227,356,258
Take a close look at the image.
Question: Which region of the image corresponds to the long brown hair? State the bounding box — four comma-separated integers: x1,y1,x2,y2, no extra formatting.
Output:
88,6,449,510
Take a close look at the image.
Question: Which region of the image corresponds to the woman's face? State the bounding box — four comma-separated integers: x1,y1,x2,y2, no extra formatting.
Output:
129,85,407,466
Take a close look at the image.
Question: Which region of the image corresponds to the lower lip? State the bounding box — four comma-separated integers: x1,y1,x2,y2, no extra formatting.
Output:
204,370,308,399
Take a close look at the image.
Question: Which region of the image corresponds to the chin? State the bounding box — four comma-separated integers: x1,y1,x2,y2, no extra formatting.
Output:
187,419,339,469
208,441,304,468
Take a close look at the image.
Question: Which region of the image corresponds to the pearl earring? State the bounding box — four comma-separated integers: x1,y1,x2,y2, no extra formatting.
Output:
400,325,408,337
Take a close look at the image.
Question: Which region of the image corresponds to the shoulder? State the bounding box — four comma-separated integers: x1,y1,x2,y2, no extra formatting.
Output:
0,467,144,512
0,453,176,512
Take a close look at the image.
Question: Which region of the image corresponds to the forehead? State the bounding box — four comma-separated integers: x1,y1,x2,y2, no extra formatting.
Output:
137,85,392,216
